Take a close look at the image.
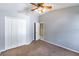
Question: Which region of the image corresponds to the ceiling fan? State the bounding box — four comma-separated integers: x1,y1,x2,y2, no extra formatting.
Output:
30,3,52,13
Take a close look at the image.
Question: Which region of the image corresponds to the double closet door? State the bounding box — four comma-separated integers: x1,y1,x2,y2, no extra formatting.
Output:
5,17,30,50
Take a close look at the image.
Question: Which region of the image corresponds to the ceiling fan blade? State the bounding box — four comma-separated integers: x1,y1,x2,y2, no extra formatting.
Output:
30,3,37,6
31,7,39,11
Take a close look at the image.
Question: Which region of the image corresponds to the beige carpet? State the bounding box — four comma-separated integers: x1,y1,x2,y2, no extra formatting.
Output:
0,40,79,56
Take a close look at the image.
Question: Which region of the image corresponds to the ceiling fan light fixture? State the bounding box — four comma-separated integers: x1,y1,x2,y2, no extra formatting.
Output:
31,3,53,14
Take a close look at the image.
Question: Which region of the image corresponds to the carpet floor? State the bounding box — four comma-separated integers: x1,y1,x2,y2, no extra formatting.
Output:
0,40,79,56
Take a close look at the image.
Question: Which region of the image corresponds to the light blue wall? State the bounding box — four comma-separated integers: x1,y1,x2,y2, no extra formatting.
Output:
0,16,5,51
40,6,79,52
0,6,22,52
0,3,39,52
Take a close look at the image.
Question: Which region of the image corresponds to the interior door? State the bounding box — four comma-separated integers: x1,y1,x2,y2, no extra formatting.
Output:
11,19,19,48
17,19,27,46
36,22,40,40
5,17,12,50
5,17,27,49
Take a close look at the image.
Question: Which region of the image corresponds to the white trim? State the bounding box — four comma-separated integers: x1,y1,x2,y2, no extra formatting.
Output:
0,40,33,53
4,16,6,50
0,49,6,53
41,39,79,53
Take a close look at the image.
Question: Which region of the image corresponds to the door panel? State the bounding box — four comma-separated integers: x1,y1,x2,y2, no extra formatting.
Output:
17,19,27,46
36,22,40,40
11,19,18,48
5,18,12,49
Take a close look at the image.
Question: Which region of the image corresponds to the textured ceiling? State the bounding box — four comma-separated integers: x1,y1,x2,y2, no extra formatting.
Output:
0,3,79,14
52,3,79,10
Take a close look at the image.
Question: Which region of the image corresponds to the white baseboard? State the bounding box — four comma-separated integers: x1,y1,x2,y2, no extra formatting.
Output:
25,40,34,45
41,39,79,54
0,49,6,53
0,40,34,53
1,39,78,54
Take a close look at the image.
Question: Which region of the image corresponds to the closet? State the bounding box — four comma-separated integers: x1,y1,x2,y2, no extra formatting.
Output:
5,16,33,50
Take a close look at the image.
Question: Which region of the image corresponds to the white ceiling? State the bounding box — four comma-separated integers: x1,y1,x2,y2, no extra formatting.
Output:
0,3,79,15
53,3,79,10
0,3,29,12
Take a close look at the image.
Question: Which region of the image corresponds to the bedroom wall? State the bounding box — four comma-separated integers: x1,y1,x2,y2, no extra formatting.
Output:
0,16,5,51
40,5,79,52
0,3,39,52
0,4,25,51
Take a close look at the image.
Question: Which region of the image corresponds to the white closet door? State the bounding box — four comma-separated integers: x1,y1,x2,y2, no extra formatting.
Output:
5,18,19,49
11,19,18,48
17,19,27,46
5,17,12,50
5,17,28,49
